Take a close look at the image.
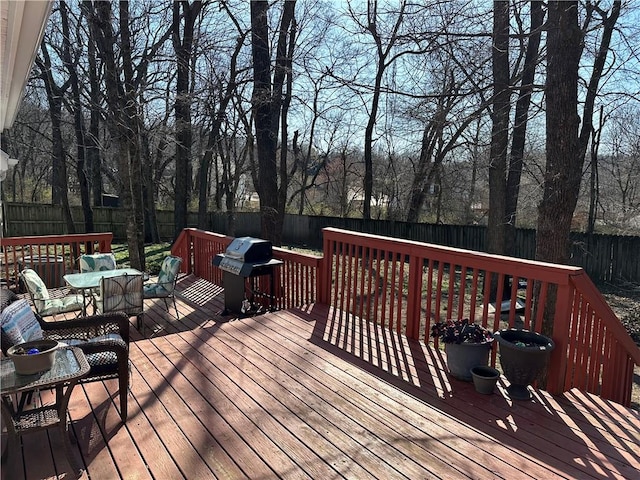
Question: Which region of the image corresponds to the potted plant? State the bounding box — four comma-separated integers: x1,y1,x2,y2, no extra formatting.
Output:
494,328,555,400
431,319,494,381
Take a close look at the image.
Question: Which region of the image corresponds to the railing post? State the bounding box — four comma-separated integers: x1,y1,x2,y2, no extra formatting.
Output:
319,229,332,305
406,254,422,340
547,281,573,395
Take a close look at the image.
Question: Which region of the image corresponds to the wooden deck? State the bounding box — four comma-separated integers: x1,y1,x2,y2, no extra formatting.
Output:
2,275,640,479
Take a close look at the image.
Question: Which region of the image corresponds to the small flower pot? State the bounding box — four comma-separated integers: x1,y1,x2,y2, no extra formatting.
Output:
471,366,501,395
8,340,59,375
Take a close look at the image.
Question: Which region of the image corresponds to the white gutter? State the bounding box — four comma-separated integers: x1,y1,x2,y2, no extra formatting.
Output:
1,0,53,131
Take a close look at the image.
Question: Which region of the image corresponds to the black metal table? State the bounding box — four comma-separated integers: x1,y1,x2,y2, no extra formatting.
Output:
1,347,90,475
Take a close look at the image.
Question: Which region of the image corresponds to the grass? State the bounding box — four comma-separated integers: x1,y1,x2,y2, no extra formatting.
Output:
111,243,172,275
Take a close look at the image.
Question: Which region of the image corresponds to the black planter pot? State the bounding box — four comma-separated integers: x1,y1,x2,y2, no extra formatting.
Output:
471,366,501,395
444,341,493,381
494,329,555,400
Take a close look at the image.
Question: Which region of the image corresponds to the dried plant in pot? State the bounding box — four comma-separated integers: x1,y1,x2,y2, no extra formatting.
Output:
431,319,494,382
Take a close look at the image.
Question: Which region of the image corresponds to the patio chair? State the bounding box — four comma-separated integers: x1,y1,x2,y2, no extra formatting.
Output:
143,255,182,319
93,273,144,330
0,297,130,421
78,252,117,273
19,268,84,319
78,252,117,292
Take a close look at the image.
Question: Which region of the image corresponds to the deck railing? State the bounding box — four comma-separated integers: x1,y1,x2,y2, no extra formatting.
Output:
4,228,637,405
0,233,113,290
172,228,323,310
320,227,640,406
176,226,639,405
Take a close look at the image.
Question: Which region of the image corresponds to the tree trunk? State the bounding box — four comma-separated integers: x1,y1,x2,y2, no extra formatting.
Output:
88,1,145,269
61,1,93,233
505,0,543,255
82,3,103,208
536,1,581,336
140,129,161,243
173,1,202,239
250,0,296,245
486,1,510,256
361,1,406,220
37,42,75,233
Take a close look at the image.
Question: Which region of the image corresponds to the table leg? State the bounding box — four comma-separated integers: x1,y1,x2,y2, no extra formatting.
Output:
58,382,84,475
1,397,21,477
82,288,90,316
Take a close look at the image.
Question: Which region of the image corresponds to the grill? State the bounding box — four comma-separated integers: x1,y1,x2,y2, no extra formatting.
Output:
212,237,283,315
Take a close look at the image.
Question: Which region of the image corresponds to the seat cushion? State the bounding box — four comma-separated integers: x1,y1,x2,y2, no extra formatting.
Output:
38,295,84,316
59,333,127,374
0,298,43,345
143,283,170,298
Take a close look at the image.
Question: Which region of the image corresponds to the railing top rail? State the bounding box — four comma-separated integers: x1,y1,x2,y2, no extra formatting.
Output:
1,232,113,245
322,227,583,283
181,228,231,242
273,247,323,267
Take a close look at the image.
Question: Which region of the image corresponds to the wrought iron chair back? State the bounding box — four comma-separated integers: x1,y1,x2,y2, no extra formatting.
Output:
95,274,144,331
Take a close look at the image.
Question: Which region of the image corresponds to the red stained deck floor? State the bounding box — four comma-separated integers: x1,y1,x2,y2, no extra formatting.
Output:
2,275,639,479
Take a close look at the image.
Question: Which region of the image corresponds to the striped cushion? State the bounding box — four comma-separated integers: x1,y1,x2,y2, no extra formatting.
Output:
0,299,43,345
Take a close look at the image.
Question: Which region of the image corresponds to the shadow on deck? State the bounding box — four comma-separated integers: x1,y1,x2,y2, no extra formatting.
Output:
2,275,639,479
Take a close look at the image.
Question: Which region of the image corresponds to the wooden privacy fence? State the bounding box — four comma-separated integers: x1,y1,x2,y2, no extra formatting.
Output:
175,226,639,406
4,202,640,283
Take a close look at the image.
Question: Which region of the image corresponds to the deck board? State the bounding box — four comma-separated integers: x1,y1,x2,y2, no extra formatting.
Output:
2,274,639,479
262,307,637,478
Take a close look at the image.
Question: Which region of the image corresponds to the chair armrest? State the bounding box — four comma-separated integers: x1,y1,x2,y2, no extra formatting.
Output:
76,334,128,356
36,312,130,345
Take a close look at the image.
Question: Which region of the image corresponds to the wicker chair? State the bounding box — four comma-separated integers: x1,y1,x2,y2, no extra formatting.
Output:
0,298,130,421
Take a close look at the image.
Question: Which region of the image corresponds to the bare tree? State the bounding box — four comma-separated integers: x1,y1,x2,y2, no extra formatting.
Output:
35,37,75,233
60,1,94,232
196,3,249,232
536,0,620,335
250,0,297,244
173,1,202,239
486,0,510,256
86,1,172,269
505,0,544,255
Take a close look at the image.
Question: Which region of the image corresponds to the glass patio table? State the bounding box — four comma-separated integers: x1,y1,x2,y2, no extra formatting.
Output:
63,268,144,315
